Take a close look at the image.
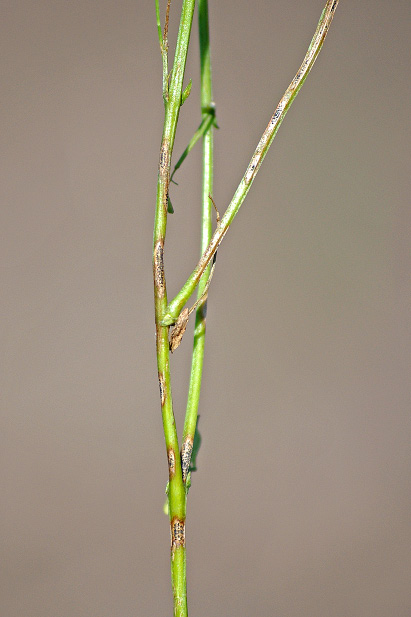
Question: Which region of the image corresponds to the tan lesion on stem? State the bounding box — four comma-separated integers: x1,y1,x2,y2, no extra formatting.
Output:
163,0,171,45
181,436,193,482
158,372,166,406
159,141,170,214
169,308,189,353
153,240,165,298
170,516,185,550
159,141,169,174
167,447,176,478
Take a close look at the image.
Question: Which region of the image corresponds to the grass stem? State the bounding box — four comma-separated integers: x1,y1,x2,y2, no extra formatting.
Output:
152,1,196,615
181,0,214,483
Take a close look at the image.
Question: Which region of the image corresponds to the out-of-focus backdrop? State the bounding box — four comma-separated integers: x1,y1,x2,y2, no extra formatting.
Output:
1,1,410,615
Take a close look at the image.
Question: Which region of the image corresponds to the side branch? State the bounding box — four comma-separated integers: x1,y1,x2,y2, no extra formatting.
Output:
161,0,339,326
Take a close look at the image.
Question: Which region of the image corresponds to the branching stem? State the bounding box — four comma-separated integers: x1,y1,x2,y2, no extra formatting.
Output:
161,0,339,327
153,2,339,615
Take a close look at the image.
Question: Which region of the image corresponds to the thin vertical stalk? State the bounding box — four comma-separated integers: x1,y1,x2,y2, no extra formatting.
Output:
181,0,214,482
153,2,196,616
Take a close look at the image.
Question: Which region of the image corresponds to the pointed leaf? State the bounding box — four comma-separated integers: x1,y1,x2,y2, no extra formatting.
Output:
181,79,192,105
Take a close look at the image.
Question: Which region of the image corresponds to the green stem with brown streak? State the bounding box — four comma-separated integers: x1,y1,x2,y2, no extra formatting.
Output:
153,1,196,616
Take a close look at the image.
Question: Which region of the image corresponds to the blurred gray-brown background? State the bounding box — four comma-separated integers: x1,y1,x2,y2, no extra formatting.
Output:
1,1,410,615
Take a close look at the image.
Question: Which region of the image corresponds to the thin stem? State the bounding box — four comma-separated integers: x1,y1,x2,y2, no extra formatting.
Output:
181,0,214,483
155,0,163,48
161,0,339,326
152,1,196,616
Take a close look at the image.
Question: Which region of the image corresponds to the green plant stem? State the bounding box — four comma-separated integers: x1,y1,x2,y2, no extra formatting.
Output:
161,0,339,327
152,1,196,616
181,0,214,483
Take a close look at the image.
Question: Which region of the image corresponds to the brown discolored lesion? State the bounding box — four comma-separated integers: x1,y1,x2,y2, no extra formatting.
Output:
169,308,189,352
170,516,185,550
153,240,165,298
167,447,176,478
159,141,170,214
163,0,171,44
158,372,166,406
159,142,169,174
181,436,193,482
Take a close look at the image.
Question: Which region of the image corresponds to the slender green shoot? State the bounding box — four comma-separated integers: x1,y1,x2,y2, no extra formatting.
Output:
155,0,163,47
181,0,214,483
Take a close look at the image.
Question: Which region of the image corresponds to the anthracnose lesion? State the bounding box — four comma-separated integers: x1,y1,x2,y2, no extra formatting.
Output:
153,241,165,297
167,447,176,478
171,517,185,550
245,160,257,184
270,104,283,126
169,308,189,352
158,372,166,406
159,143,169,173
181,437,193,482
159,143,170,213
